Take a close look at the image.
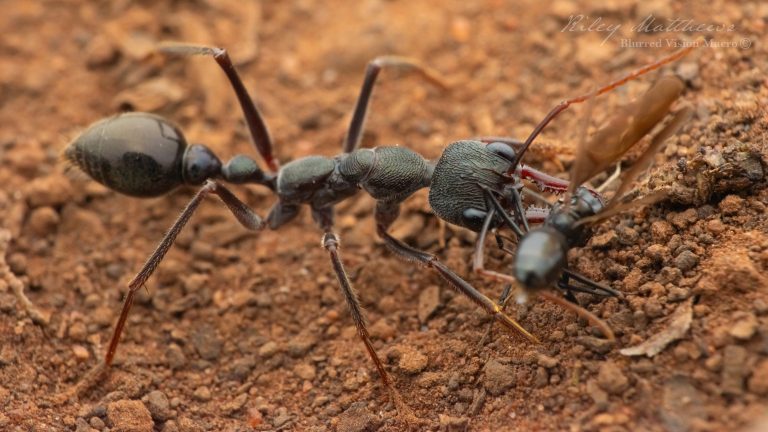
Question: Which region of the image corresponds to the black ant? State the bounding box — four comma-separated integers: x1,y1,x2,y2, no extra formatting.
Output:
65,42,693,414
429,48,695,340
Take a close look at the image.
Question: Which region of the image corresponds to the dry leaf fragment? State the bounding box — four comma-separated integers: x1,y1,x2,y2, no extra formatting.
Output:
620,298,693,357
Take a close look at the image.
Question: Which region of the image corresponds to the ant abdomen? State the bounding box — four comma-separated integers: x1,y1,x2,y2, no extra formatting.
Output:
66,112,223,197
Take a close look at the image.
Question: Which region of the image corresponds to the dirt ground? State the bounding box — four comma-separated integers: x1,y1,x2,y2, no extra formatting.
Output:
1,0,767,431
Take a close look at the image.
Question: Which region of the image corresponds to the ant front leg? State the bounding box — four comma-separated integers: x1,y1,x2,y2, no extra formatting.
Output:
374,201,539,343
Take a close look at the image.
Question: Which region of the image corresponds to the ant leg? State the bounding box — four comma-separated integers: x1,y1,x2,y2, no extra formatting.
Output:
104,180,264,366
477,283,513,347
321,230,393,386
375,201,538,343
158,44,278,172
562,269,623,298
343,56,448,153
313,208,416,421
511,45,696,168
538,291,615,342
471,207,518,286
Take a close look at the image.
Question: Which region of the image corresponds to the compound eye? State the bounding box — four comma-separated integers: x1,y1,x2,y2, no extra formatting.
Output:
486,142,517,163
462,207,493,232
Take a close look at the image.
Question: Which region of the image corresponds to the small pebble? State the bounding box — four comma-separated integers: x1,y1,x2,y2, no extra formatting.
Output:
145,390,172,422
418,285,441,323
748,359,768,395
398,347,428,374
287,332,318,357
106,400,153,432
576,336,613,354
193,386,212,402
336,402,380,432
729,313,758,340
721,345,748,395
596,361,629,395
27,206,60,236
293,363,316,381
190,324,222,361
483,360,515,395
674,250,699,271
259,341,279,358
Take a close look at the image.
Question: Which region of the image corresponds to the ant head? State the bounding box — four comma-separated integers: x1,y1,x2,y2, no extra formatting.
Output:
182,144,222,185
514,228,567,300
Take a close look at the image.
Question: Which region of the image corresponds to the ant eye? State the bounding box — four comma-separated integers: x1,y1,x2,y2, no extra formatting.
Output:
486,142,517,163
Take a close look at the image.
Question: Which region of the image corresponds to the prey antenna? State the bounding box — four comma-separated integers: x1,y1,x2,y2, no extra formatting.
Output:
510,45,696,170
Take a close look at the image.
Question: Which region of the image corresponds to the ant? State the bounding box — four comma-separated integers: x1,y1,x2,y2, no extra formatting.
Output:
466,75,693,341
428,47,695,340
65,41,693,414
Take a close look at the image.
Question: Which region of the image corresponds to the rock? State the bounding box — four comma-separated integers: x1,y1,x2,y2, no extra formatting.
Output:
71,345,90,361
106,400,154,432
221,393,248,415
650,220,674,242
674,250,699,271
418,285,441,323
165,344,186,369
259,341,279,358
190,324,222,361
193,386,211,402
667,287,690,302
676,61,699,82
27,206,60,236
718,195,743,215
576,336,614,354
226,357,257,381
483,359,515,395
729,313,758,340
369,319,396,341
668,208,698,229
616,226,639,245
144,391,172,422
23,174,73,208
590,230,617,248
644,244,668,263
721,345,748,395
398,347,428,374
596,361,629,395
336,402,381,432
287,332,318,357
586,379,609,409
748,359,768,395
85,35,120,69
660,376,706,432
293,363,316,381
439,414,469,431
536,354,559,369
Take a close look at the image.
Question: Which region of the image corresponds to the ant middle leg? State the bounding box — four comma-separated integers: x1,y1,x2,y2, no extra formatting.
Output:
343,56,449,153
312,208,417,421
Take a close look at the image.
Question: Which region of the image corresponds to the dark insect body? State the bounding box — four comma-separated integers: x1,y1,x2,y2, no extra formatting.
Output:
66,42,694,415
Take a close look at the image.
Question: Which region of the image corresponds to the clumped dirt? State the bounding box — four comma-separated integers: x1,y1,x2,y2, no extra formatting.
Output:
1,1,767,431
